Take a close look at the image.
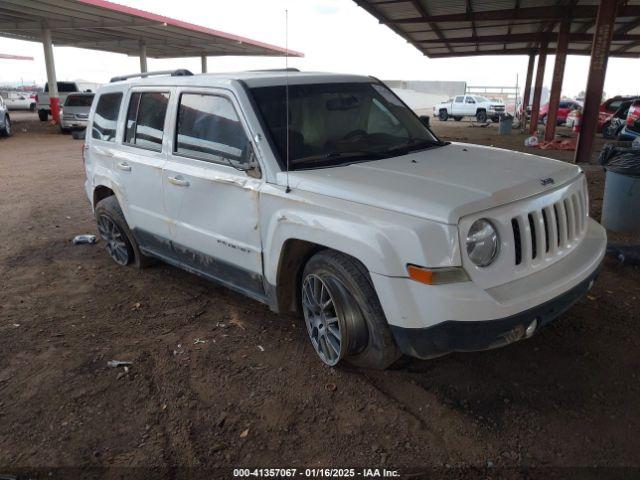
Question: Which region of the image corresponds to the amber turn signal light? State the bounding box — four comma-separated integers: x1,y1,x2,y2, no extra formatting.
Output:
406,264,470,285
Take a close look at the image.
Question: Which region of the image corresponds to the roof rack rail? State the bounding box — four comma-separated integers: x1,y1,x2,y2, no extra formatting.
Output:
248,68,300,72
110,69,194,83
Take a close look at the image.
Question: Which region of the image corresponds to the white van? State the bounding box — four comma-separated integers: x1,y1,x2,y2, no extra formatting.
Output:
83,70,606,369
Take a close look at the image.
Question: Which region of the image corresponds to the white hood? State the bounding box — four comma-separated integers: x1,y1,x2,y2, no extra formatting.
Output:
282,143,581,224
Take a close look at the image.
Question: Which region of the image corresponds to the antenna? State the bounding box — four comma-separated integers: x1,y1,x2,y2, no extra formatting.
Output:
284,9,291,194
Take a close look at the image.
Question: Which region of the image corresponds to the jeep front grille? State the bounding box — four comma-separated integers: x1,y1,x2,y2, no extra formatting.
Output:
511,190,586,266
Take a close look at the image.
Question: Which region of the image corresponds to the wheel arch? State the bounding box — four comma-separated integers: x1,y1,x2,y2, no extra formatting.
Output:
93,184,116,209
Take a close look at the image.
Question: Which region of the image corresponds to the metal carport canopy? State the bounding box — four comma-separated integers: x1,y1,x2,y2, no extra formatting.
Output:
353,0,640,58
0,0,302,124
0,0,303,59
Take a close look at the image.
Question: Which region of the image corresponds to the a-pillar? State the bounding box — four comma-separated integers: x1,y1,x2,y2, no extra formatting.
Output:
529,41,548,135
521,53,536,131
139,40,148,73
42,26,60,124
575,0,617,163
545,21,571,141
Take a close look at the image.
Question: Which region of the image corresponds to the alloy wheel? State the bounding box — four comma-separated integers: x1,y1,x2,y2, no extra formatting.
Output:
301,274,345,366
97,214,130,265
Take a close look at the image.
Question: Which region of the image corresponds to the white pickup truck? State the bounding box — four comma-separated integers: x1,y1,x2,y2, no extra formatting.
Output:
36,81,83,121
435,94,506,123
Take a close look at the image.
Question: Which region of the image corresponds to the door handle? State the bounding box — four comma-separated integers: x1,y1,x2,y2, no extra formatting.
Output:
116,161,131,172
167,175,190,187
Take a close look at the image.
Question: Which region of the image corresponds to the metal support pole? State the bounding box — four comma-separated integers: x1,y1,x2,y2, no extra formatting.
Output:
575,0,617,163
522,53,536,131
42,26,59,124
529,41,548,135
201,54,207,73
545,21,571,141
139,40,148,73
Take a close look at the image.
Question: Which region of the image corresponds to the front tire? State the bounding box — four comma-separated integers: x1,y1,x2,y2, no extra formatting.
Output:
94,196,155,268
301,250,400,370
476,110,488,123
438,110,449,121
0,116,11,137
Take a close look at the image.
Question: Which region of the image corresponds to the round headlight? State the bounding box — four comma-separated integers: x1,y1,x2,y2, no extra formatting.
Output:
466,219,500,267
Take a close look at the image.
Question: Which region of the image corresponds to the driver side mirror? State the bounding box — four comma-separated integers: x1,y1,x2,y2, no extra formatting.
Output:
235,143,262,179
419,115,430,127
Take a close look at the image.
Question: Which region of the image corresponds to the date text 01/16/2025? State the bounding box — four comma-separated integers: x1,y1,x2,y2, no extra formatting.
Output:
232,468,401,478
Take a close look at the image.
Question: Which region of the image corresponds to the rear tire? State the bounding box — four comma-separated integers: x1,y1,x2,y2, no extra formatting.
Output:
438,110,449,121
38,110,48,122
94,196,156,269
300,250,401,370
29,103,36,112
0,116,11,137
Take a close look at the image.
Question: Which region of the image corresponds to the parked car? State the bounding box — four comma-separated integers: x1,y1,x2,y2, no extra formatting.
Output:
0,91,36,111
36,81,83,121
434,95,505,123
59,92,94,133
618,99,640,141
602,99,636,139
599,95,638,133
0,95,11,137
539,100,582,125
84,70,606,369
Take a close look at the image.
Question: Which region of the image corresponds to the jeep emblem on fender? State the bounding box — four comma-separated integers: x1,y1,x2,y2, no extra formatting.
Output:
540,177,555,186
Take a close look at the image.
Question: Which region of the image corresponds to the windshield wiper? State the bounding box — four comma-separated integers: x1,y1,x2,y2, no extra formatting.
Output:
385,138,449,155
290,150,386,166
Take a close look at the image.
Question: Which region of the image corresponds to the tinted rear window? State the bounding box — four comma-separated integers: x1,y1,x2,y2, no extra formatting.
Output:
124,92,170,151
65,95,94,107
92,92,122,142
45,82,77,93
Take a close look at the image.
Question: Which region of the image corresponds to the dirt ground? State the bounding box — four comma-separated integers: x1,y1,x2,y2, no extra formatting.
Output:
0,112,639,479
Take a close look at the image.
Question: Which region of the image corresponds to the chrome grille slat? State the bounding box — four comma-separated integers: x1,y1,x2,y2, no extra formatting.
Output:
564,198,575,240
510,184,587,269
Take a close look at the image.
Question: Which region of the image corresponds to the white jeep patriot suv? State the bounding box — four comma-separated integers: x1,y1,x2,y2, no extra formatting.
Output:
84,69,606,369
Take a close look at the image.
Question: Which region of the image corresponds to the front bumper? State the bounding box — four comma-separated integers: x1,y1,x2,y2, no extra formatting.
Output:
370,218,606,359
61,118,88,129
390,267,599,359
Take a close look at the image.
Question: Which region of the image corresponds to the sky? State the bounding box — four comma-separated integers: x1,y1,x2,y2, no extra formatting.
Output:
1,0,639,98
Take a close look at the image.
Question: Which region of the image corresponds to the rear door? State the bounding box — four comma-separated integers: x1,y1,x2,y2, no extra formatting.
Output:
114,88,173,252
162,88,264,299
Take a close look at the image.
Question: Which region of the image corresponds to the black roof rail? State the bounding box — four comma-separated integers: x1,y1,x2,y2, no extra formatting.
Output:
248,68,300,72
110,69,194,83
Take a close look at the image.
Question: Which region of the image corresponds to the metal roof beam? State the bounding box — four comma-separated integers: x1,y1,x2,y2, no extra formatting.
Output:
425,47,638,58
392,5,640,23
417,32,640,44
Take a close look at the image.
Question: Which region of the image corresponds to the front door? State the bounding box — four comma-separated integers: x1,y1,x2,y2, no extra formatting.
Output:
162,89,264,300
452,95,465,116
115,89,173,253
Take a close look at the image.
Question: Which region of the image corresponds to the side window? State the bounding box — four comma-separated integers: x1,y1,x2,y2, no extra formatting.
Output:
92,92,122,142
454,96,464,103
465,96,475,104
175,93,249,163
124,91,170,152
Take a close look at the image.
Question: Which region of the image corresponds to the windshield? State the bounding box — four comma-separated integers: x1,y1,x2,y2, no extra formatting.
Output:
65,95,94,107
249,82,442,170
